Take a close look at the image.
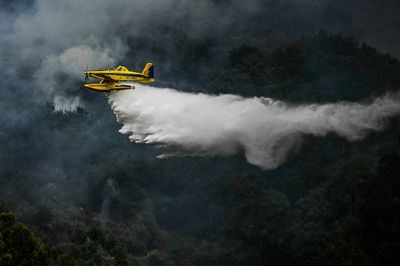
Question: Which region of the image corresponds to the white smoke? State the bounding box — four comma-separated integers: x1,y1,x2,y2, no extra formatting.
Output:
109,84,400,169
34,44,121,111
53,95,83,113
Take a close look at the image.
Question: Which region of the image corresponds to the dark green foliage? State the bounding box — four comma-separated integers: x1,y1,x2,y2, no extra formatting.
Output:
0,212,57,265
228,175,291,265
353,153,400,265
208,31,400,102
1,32,400,265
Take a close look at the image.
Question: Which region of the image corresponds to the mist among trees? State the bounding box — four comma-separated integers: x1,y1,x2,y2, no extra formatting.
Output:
1,0,400,265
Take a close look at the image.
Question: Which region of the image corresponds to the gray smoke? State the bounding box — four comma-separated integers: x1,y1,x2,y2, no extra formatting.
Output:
109,85,400,169
100,178,119,227
1,0,400,111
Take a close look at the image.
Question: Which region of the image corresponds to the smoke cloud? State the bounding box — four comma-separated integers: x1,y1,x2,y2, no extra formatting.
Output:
109,85,400,169
1,0,400,111
33,44,121,110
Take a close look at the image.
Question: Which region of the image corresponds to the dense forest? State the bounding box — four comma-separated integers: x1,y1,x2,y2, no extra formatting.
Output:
1,30,400,265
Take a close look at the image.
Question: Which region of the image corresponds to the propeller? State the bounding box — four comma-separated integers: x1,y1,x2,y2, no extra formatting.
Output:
84,65,89,82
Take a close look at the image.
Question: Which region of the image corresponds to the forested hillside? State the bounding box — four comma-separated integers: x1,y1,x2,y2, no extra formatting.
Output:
1,32,400,265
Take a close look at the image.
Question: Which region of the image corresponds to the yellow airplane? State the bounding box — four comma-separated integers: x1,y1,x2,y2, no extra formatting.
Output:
83,63,155,92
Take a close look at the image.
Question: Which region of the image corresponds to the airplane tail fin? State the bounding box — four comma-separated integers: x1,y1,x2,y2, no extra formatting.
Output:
142,63,154,78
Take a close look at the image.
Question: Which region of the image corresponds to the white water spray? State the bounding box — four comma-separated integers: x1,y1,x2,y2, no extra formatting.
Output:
108,84,400,169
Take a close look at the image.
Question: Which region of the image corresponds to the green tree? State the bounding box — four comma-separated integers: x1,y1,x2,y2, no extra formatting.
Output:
228,174,292,265
0,212,56,265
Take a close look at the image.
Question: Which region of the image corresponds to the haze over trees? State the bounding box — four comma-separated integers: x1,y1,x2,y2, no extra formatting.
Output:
1,29,400,265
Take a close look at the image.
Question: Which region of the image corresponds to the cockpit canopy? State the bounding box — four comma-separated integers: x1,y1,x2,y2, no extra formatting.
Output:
115,66,129,72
